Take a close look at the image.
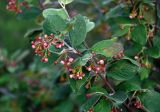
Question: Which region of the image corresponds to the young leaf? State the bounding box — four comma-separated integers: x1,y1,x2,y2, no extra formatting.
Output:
43,15,67,34
108,60,138,81
131,24,147,45
70,15,87,47
58,0,73,5
91,39,123,58
42,8,68,19
84,17,95,32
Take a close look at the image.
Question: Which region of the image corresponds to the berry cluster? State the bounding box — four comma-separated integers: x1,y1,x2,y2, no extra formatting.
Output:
113,51,124,59
86,59,106,74
6,0,29,13
69,69,85,79
134,100,143,109
31,34,64,62
129,8,145,19
111,108,120,112
60,57,86,80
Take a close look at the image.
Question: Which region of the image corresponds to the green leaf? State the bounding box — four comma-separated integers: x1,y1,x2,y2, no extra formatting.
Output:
42,8,68,19
125,43,143,56
91,39,123,58
58,0,73,4
138,90,160,112
43,15,67,34
139,67,150,80
17,7,41,20
153,35,160,48
88,87,127,104
88,86,108,94
112,26,130,37
144,47,160,58
94,99,111,112
53,100,73,112
80,95,101,112
73,53,92,66
123,56,140,67
48,45,62,53
24,28,42,41
109,91,128,104
69,73,90,93
108,60,138,81
70,15,87,47
108,17,144,25
117,82,141,92
131,24,147,45
142,5,156,24
84,17,95,32
105,4,126,20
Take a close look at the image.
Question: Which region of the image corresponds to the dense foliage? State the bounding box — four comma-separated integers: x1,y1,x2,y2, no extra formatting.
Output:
1,0,160,112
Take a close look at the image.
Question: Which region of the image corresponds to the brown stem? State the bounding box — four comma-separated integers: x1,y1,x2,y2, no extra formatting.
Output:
99,74,115,94
38,0,44,10
130,0,134,6
123,103,134,112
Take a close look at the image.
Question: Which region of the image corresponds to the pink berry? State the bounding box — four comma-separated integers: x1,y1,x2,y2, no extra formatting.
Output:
60,60,65,65
69,74,74,78
87,67,92,71
99,60,104,65
68,58,74,62
32,44,36,49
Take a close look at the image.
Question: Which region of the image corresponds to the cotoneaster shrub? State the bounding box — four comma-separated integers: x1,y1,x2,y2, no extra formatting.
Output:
4,0,160,112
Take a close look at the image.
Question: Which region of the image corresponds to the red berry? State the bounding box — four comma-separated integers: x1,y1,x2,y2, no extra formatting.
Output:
41,57,48,62
85,93,92,98
134,101,142,109
87,108,94,112
53,61,58,65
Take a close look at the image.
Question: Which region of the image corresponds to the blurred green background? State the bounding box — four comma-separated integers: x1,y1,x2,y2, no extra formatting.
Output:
1,0,160,112
0,1,38,53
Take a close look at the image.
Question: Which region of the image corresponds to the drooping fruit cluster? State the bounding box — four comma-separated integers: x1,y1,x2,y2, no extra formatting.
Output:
6,0,29,13
31,34,64,62
86,59,106,74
